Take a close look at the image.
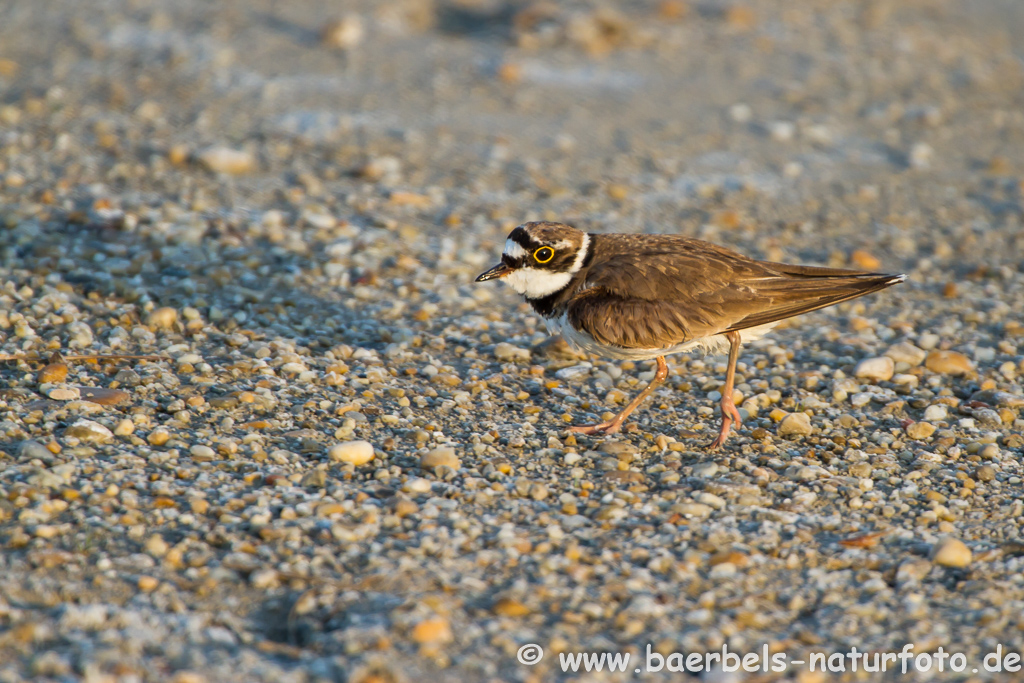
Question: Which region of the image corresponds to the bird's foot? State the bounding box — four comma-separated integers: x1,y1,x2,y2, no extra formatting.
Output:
707,429,730,451
568,420,621,436
706,402,742,450
722,393,743,427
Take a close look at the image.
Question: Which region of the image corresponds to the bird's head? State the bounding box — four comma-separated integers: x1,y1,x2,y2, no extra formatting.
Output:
475,222,591,299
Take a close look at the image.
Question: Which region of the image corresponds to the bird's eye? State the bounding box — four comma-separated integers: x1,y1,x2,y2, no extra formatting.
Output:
533,246,555,263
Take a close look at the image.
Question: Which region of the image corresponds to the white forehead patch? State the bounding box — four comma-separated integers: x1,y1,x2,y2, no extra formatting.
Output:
503,239,528,259
502,267,572,299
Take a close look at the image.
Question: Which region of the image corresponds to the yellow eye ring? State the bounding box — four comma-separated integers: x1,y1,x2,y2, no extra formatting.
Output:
533,246,555,263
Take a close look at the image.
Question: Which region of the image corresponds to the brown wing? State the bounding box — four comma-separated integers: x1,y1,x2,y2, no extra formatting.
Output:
722,262,905,332
567,235,903,349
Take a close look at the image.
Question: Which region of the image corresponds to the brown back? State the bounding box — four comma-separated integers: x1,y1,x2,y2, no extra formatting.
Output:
565,233,903,349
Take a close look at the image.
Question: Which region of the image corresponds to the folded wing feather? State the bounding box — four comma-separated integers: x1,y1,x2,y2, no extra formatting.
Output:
568,238,902,350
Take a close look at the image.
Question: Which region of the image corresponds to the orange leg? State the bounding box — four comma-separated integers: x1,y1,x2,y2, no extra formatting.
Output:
708,331,743,450
570,356,669,436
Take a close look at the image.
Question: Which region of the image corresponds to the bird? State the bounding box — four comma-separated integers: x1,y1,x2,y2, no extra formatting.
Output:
475,221,905,449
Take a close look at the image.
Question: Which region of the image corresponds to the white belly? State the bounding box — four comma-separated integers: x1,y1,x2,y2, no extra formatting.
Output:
546,314,777,361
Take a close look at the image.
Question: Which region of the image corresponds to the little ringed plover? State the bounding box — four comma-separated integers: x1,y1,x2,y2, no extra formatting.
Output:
476,221,905,449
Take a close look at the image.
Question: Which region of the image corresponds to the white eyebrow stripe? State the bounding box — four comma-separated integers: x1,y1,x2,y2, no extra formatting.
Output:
569,233,590,273
503,239,528,259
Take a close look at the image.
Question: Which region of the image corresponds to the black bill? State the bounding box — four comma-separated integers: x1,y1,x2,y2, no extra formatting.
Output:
475,262,513,282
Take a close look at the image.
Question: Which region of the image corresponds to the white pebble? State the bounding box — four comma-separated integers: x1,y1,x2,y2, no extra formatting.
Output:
190,445,216,461
850,392,873,408
729,103,752,122
768,120,796,141
909,142,933,169
198,146,255,175
65,419,113,444
917,333,940,350
692,462,719,478
328,440,375,466
854,356,895,382
493,342,530,362
555,364,592,381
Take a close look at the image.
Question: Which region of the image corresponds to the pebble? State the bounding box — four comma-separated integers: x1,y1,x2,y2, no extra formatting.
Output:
170,673,206,683
197,146,256,175
250,569,279,589
145,535,169,557
35,525,60,539
767,120,795,141
925,350,973,375
79,387,131,405
328,440,376,466
777,412,812,437
493,342,531,362
850,392,873,407
923,404,948,421
891,373,918,388
729,103,752,122
793,466,821,482
979,444,1000,459
708,563,737,579
691,462,719,478
38,362,69,384
362,155,401,180
189,445,216,462
42,384,80,401
895,558,932,585
932,538,972,568
909,142,934,169
421,446,461,470
148,428,171,446
404,477,432,494
320,15,364,50
695,492,726,509
532,337,587,361
300,470,327,488
846,461,870,478
885,342,927,367
19,440,53,461
969,390,1024,408
113,418,135,436
147,307,178,329
972,408,1001,426
493,598,531,617
905,421,936,440
137,576,160,592
850,250,881,270
411,617,452,644
60,605,109,630
555,364,592,381
854,356,894,382
64,419,113,444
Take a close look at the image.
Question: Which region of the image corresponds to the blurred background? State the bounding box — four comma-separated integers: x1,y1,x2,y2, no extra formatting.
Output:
2,0,1023,279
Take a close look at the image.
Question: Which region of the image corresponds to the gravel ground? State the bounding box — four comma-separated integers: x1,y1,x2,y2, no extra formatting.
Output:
2,0,1024,681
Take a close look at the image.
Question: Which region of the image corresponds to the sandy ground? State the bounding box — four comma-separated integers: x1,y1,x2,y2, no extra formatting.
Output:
1,0,1024,681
